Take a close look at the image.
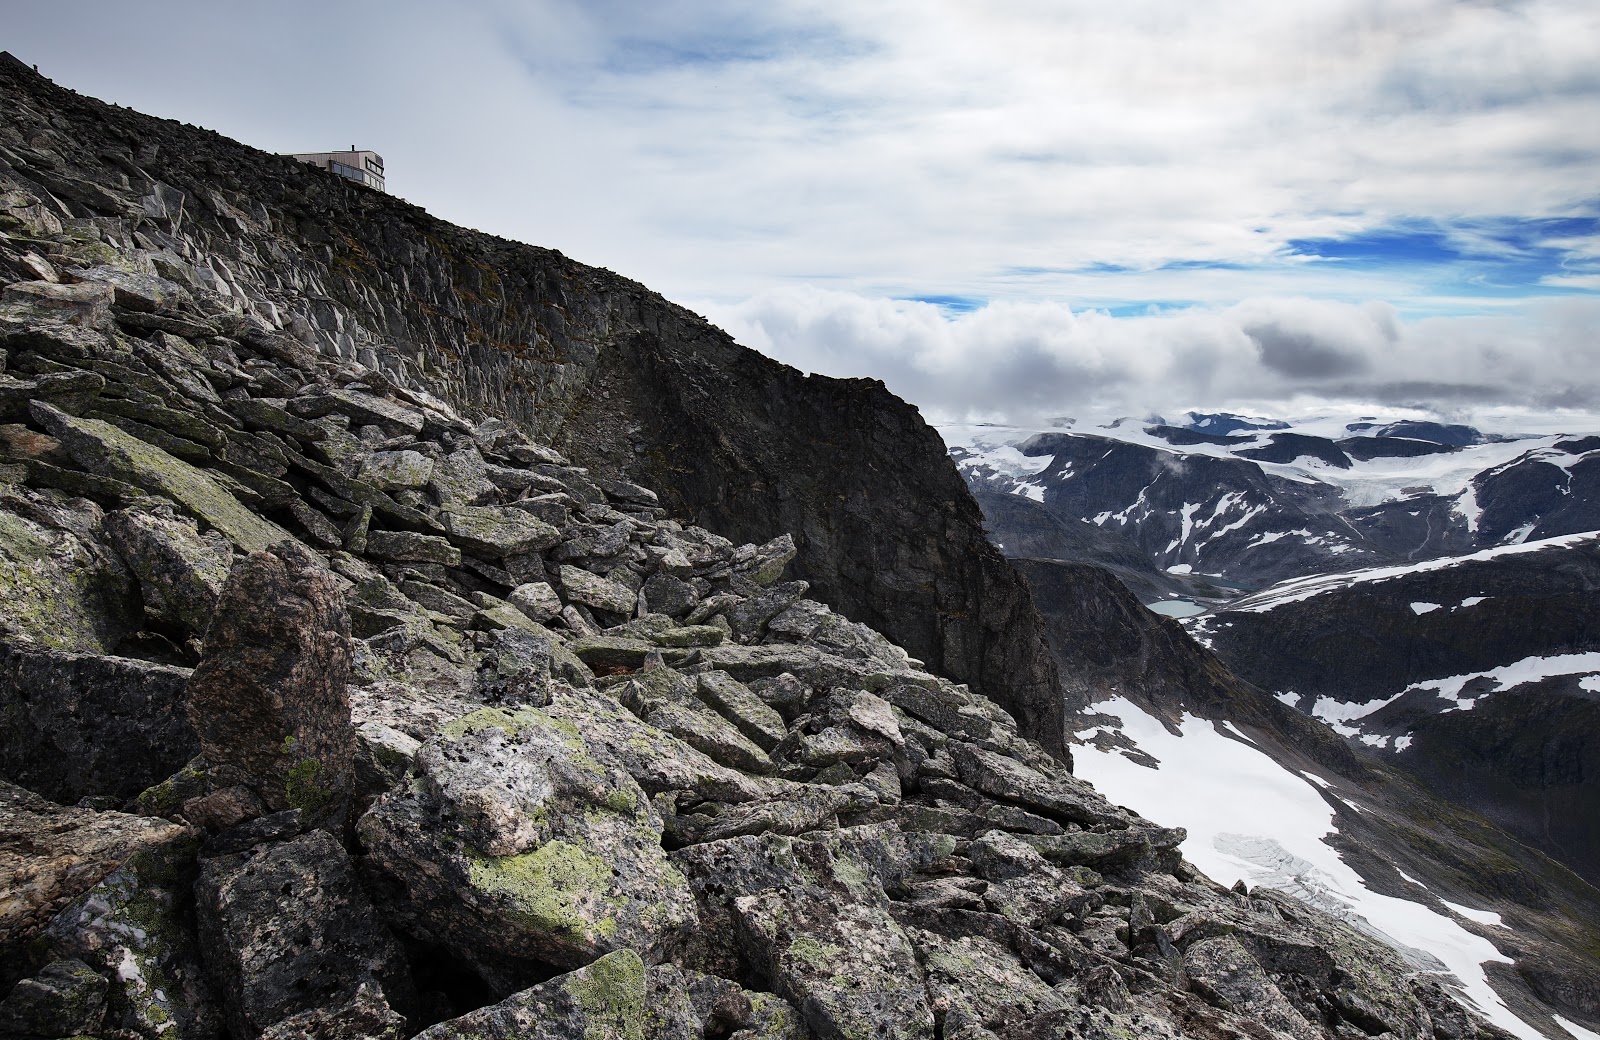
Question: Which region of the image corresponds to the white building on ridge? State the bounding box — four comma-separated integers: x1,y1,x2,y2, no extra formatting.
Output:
289,147,385,192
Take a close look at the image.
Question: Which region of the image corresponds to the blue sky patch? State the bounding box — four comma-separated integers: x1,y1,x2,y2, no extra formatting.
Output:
903,294,986,314
1286,215,1600,295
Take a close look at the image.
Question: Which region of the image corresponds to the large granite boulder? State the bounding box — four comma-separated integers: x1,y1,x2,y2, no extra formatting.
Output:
0,782,189,952
196,829,413,1038
0,641,196,803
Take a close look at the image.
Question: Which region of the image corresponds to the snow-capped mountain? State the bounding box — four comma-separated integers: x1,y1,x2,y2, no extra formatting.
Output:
946,412,1600,596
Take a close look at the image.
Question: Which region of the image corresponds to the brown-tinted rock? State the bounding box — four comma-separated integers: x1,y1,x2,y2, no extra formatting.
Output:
0,782,188,950
185,542,355,828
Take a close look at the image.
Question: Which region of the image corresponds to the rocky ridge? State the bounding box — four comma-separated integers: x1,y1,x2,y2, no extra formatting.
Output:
0,52,1530,1040
0,52,1061,757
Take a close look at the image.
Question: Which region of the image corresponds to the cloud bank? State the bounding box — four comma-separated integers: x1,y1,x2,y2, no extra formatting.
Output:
697,290,1600,423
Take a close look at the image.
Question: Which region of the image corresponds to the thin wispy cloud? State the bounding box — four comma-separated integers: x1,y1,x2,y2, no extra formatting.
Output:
6,0,1598,419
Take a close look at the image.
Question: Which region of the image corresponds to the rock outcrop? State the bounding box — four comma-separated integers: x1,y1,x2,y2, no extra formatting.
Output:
185,541,356,830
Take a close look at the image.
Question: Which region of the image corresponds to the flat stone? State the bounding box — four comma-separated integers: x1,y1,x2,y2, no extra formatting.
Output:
653,624,725,648
739,533,797,586
725,580,809,642
74,264,189,313
509,494,571,527
1,279,112,325
359,449,435,490
510,580,564,622
31,401,293,552
949,742,1123,828
572,635,688,671
695,671,789,751
0,505,139,655
428,447,496,507
227,398,326,442
290,389,424,434
642,571,699,618
444,506,562,558
366,529,462,565
560,564,639,615
621,672,774,776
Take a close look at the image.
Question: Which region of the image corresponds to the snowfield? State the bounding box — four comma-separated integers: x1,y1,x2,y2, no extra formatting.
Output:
1224,531,1600,614
1074,697,1541,1040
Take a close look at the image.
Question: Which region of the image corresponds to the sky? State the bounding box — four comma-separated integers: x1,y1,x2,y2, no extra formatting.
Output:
7,1,1600,424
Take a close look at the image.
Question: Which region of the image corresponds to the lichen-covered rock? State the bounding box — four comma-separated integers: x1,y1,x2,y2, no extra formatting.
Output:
259,982,407,1040
949,742,1120,828
620,668,775,775
195,829,413,1039
725,580,809,642
0,957,108,1038
415,949,649,1040
31,400,293,553
695,671,788,751
641,571,699,618
676,830,937,1040
0,642,196,803
366,528,462,565
544,684,776,804
359,704,697,971
559,565,639,616
1183,936,1318,1035
0,782,189,951
0,499,137,654
509,580,563,623
42,826,221,1039
444,506,562,558
184,541,355,828
103,505,233,638
359,448,435,489
1,278,112,325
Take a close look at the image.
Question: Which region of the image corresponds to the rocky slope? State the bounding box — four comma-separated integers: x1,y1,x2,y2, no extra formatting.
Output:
0,51,1061,757
0,51,1544,1040
1193,534,1600,889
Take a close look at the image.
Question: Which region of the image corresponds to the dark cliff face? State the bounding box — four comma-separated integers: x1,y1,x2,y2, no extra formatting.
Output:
0,56,1061,755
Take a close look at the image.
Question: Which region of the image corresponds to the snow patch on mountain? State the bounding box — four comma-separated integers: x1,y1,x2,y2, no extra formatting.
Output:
1403,652,1600,713
1226,531,1600,613
1074,696,1538,1040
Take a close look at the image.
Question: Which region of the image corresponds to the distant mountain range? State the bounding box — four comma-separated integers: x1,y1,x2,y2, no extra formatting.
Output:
949,411,1600,597
945,411,1600,1038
